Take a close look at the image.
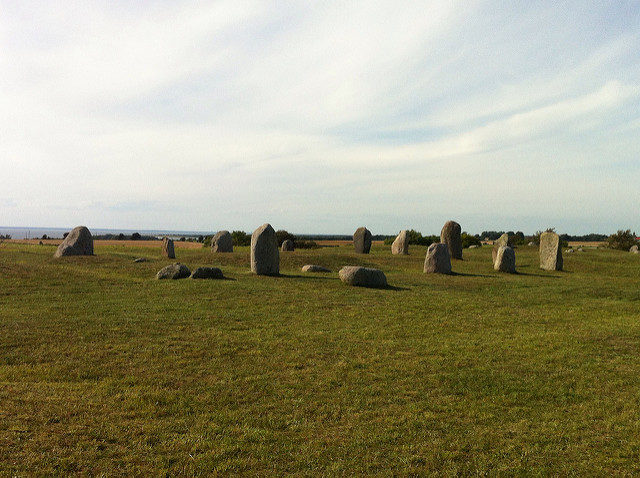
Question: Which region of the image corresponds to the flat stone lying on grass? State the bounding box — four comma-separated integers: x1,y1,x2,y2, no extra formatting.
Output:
251,223,279,275
353,227,372,254
441,221,462,260
423,243,452,274
212,230,233,253
190,267,223,279
156,263,190,279
133,257,147,263
391,230,409,255
54,226,93,257
162,237,175,259
301,265,331,273
494,246,516,273
339,266,387,288
565,249,574,253
539,231,563,271
631,245,639,254
468,245,478,249
281,239,295,251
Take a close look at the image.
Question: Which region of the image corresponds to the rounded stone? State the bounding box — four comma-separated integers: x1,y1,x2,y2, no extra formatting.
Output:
281,239,295,251
423,242,452,274
190,267,223,279
301,265,331,273
54,226,93,257
339,266,387,288
156,263,191,279
212,231,233,253
440,221,462,260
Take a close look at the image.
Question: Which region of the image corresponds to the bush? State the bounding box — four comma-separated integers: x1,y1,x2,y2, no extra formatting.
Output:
131,232,141,241
231,231,251,247
276,230,296,247
295,240,320,249
383,230,437,247
461,232,481,248
607,230,638,251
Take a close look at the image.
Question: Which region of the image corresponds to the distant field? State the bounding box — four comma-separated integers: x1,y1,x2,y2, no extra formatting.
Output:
1,242,639,474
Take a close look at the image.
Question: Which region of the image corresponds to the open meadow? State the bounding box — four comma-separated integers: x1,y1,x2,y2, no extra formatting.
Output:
1,242,640,474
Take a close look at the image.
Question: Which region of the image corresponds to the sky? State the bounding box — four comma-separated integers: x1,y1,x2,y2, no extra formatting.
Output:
1,1,639,235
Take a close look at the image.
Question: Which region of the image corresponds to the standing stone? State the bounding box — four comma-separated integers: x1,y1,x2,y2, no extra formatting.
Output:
353,227,372,254
281,239,295,251
339,266,387,288
423,243,452,274
212,230,233,253
539,231,563,271
494,246,516,273
440,221,462,260
630,245,639,254
54,226,93,257
161,237,175,259
492,233,512,263
391,230,409,255
251,224,279,275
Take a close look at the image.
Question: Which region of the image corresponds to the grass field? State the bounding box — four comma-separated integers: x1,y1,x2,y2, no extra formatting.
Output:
1,242,640,474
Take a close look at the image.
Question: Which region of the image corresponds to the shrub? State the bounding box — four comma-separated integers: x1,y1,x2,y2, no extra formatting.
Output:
461,232,481,248
231,231,251,247
276,230,296,247
384,230,437,247
295,240,320,249
131,232,141,241
607,230,638,251
117,233,125,240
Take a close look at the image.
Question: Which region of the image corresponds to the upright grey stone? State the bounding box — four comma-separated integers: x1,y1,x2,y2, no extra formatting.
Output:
251,224,279,275
212,230,233,253
54,226,93,257
440,221,462,260
494,246,516,273
423,243,452,274
339,266,387,288
492,233,512,263
353,227,372,254
539,231,563,271
281,239,295,251
161,237,175,259
391,230,409,255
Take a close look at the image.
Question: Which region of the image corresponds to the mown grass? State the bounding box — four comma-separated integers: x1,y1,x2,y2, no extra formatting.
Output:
1,242,640,475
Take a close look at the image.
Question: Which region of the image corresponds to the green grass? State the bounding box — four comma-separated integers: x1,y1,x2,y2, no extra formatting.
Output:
1,242,640,474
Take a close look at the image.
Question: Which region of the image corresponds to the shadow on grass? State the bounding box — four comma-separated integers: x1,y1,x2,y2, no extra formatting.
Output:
276,273,336,281
451,271,494,278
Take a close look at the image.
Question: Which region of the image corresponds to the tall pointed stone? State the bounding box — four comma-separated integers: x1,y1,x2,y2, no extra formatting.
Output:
391,230,409,255
251,224,279,275
212,230,233,253
161,237,175,259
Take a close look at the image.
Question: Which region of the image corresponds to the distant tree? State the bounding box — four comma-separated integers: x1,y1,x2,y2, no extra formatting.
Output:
607,230,638,251
179,237,186,242
63,232,69,239
231,231,251,247
41,234,49,240
276,230,296,247
117,233,125,240
480,231,504,241
197,235,204,243
131,232,141,241
512,231,526,246
461,232,481,248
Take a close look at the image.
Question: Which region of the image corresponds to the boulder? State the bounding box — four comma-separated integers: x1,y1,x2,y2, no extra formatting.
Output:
251,224,279,275
440,221,462,259
190,266,223,279
528,241,535,246
301,265,331,273
339,266,387,288
539,231,563,271
494,246,516,273
156,263,190,279
630,245,639,254
54,226,93,257
281,239,295,251
565,249,574,254
468,245,478,249
391,230,409,255
492,233,512,263
133,257,147,263
353,227,372,254
212,230,233,253
161,237,175,259
423,242,452,274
